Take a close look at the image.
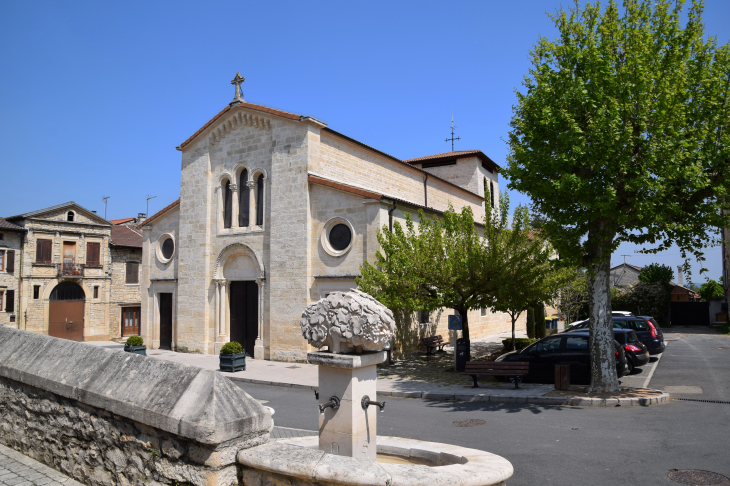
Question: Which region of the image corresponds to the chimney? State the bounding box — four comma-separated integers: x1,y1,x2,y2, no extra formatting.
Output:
138,212,147,223
677,266,684,286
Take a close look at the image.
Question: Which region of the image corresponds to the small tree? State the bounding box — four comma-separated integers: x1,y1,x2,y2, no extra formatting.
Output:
484,193,568,350
358,205,491,341
638,264,674,287
526,307,536,338
559,268,590,326
534,304,547,339
699,280,725,301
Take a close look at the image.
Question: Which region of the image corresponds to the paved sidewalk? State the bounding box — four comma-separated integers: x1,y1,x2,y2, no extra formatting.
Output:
0,444,83,486
88,330,668,407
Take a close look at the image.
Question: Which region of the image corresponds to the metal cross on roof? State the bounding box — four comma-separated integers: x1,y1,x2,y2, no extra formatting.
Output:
231,72,245,105
445,115,461,151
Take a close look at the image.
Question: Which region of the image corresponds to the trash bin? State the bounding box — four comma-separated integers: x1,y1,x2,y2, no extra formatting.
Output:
554,364,570,390
455,338,470,373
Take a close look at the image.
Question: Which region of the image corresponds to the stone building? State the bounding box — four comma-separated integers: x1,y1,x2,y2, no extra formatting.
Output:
139,74,522,361
3,202,142,341
109,224,143,339
0,218,24,327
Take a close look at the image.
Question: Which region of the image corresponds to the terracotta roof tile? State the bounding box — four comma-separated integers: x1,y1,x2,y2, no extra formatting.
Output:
110,225,143,248
177,102,302,150
110,217,136,225
0,217,25,232
404,150,501,172
140,199,180,227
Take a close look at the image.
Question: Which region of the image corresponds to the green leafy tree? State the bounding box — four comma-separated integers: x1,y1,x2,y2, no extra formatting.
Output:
612,282,668,319
483,193,569,350
526,307,536,339
559,268,590,326
505,0,730,391
358,205,491,340
534,304,547,339
638,264,674,287
699,280,724,301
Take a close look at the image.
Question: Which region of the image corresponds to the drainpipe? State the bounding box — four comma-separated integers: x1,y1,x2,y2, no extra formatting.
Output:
388,200,397,233
423,173,429,208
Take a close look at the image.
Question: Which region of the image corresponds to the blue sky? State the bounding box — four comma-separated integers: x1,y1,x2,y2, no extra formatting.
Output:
1,0,728,283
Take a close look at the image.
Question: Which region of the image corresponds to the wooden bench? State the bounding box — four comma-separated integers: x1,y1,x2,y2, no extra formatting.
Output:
421,335,450,355
462,362,531,389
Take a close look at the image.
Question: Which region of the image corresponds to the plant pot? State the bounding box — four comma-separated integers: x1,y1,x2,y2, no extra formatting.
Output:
124,345,147,356
220,352,246,372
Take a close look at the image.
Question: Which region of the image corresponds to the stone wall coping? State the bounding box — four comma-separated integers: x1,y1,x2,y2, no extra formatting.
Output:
307,351,388,369
240,436,513,486
0,326,271,446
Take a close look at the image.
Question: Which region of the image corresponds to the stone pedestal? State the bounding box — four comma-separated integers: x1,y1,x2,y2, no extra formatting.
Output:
307,351,387,462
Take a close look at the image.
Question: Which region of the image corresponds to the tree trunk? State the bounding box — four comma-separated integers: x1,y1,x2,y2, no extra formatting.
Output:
588,258,619,393
510,314,518,351
459,307,470,341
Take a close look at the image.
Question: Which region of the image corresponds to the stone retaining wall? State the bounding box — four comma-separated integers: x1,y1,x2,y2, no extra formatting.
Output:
0,326,272,486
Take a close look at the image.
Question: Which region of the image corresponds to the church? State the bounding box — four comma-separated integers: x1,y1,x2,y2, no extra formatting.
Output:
139,73,523,361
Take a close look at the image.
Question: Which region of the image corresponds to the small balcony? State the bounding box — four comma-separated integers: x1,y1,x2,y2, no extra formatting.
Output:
58,263,85,278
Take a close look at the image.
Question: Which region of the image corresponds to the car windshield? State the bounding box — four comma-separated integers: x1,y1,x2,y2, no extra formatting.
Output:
614,332,627,344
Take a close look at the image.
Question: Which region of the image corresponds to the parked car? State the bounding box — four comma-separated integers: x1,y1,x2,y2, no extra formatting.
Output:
495,332,627,385
565,316,665,355
565,328,649,374
612,311,634,317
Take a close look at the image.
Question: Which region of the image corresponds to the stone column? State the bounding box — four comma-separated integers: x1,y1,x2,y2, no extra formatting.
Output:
254,278,265,359
307,351,387,461
230,184,239,228
214,280,228,354
247,180,256,227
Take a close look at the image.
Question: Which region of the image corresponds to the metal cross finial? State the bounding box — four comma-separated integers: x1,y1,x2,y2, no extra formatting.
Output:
445,114,461,151
231,72,245,104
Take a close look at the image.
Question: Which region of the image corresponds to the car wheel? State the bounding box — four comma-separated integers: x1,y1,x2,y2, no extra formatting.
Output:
625,359,634,375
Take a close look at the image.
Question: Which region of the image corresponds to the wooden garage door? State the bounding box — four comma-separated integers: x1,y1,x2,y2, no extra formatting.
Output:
49,282,85,342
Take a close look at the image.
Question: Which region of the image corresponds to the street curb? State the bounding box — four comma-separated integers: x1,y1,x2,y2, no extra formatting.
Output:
379,389,672,407
222,375,671,407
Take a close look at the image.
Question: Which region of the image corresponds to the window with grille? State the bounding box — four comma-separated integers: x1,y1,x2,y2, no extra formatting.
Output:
126,262,139,284
36,239,53,263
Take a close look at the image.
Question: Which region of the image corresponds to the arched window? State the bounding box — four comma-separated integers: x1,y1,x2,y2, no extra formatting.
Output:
256,174,264,226
67,211,74,222
223,180,232,229
238,169,249,227
490,181,495,209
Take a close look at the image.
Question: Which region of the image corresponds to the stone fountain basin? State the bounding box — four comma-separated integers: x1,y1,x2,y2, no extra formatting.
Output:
238,435,513,486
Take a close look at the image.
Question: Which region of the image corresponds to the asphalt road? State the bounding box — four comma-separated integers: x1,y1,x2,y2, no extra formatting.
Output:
236,327,730,486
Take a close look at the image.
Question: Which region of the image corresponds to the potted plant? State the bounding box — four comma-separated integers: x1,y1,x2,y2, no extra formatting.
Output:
219,341,245,372
124,335,147,356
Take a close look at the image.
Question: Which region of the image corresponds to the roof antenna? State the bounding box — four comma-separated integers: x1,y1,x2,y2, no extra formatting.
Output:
445,114,460,151
102,196,110,220
146,195,157,219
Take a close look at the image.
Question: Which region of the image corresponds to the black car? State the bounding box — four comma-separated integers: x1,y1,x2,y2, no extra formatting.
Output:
495,332,627,385
611,329,649,374
566,316,665,355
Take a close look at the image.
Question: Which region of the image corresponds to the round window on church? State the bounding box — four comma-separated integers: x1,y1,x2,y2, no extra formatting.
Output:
329,224,351,251
156,233,176,264
321,218,355,257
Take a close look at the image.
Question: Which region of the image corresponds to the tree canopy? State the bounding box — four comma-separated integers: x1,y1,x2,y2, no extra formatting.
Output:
699,280,724,301
639,264,675,286
505,0,730,391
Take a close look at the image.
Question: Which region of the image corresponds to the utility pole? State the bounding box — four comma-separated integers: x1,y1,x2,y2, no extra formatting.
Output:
102,196,110,220
445,114,460,151
146,195,157,219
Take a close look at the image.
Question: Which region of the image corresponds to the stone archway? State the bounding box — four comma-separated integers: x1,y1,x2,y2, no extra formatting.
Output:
48,281,86,342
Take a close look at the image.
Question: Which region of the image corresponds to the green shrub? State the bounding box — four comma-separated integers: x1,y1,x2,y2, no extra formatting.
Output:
125,335,144,347
534,304,546,339
220,341,243,355
526,307,535,339
502,338,537,350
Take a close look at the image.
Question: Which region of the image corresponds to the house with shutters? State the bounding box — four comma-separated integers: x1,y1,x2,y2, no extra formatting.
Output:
137,74,521,361
3,202,142,342
0,218,24,326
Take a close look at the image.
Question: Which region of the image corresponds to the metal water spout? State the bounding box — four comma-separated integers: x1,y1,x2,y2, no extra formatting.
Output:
318,396,340,415
361,395,385,412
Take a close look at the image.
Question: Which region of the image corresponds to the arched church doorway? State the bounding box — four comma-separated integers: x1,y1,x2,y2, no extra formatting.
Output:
229,281,258,356
49,282,85,341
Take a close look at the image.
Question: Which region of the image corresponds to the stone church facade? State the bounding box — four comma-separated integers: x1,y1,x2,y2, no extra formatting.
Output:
139,77,523,361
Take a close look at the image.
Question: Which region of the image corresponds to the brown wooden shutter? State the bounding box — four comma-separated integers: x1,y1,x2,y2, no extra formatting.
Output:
86,242,100,265
126,262,139,284
6,250,14,274
5,290,14,312
36,239,52,263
